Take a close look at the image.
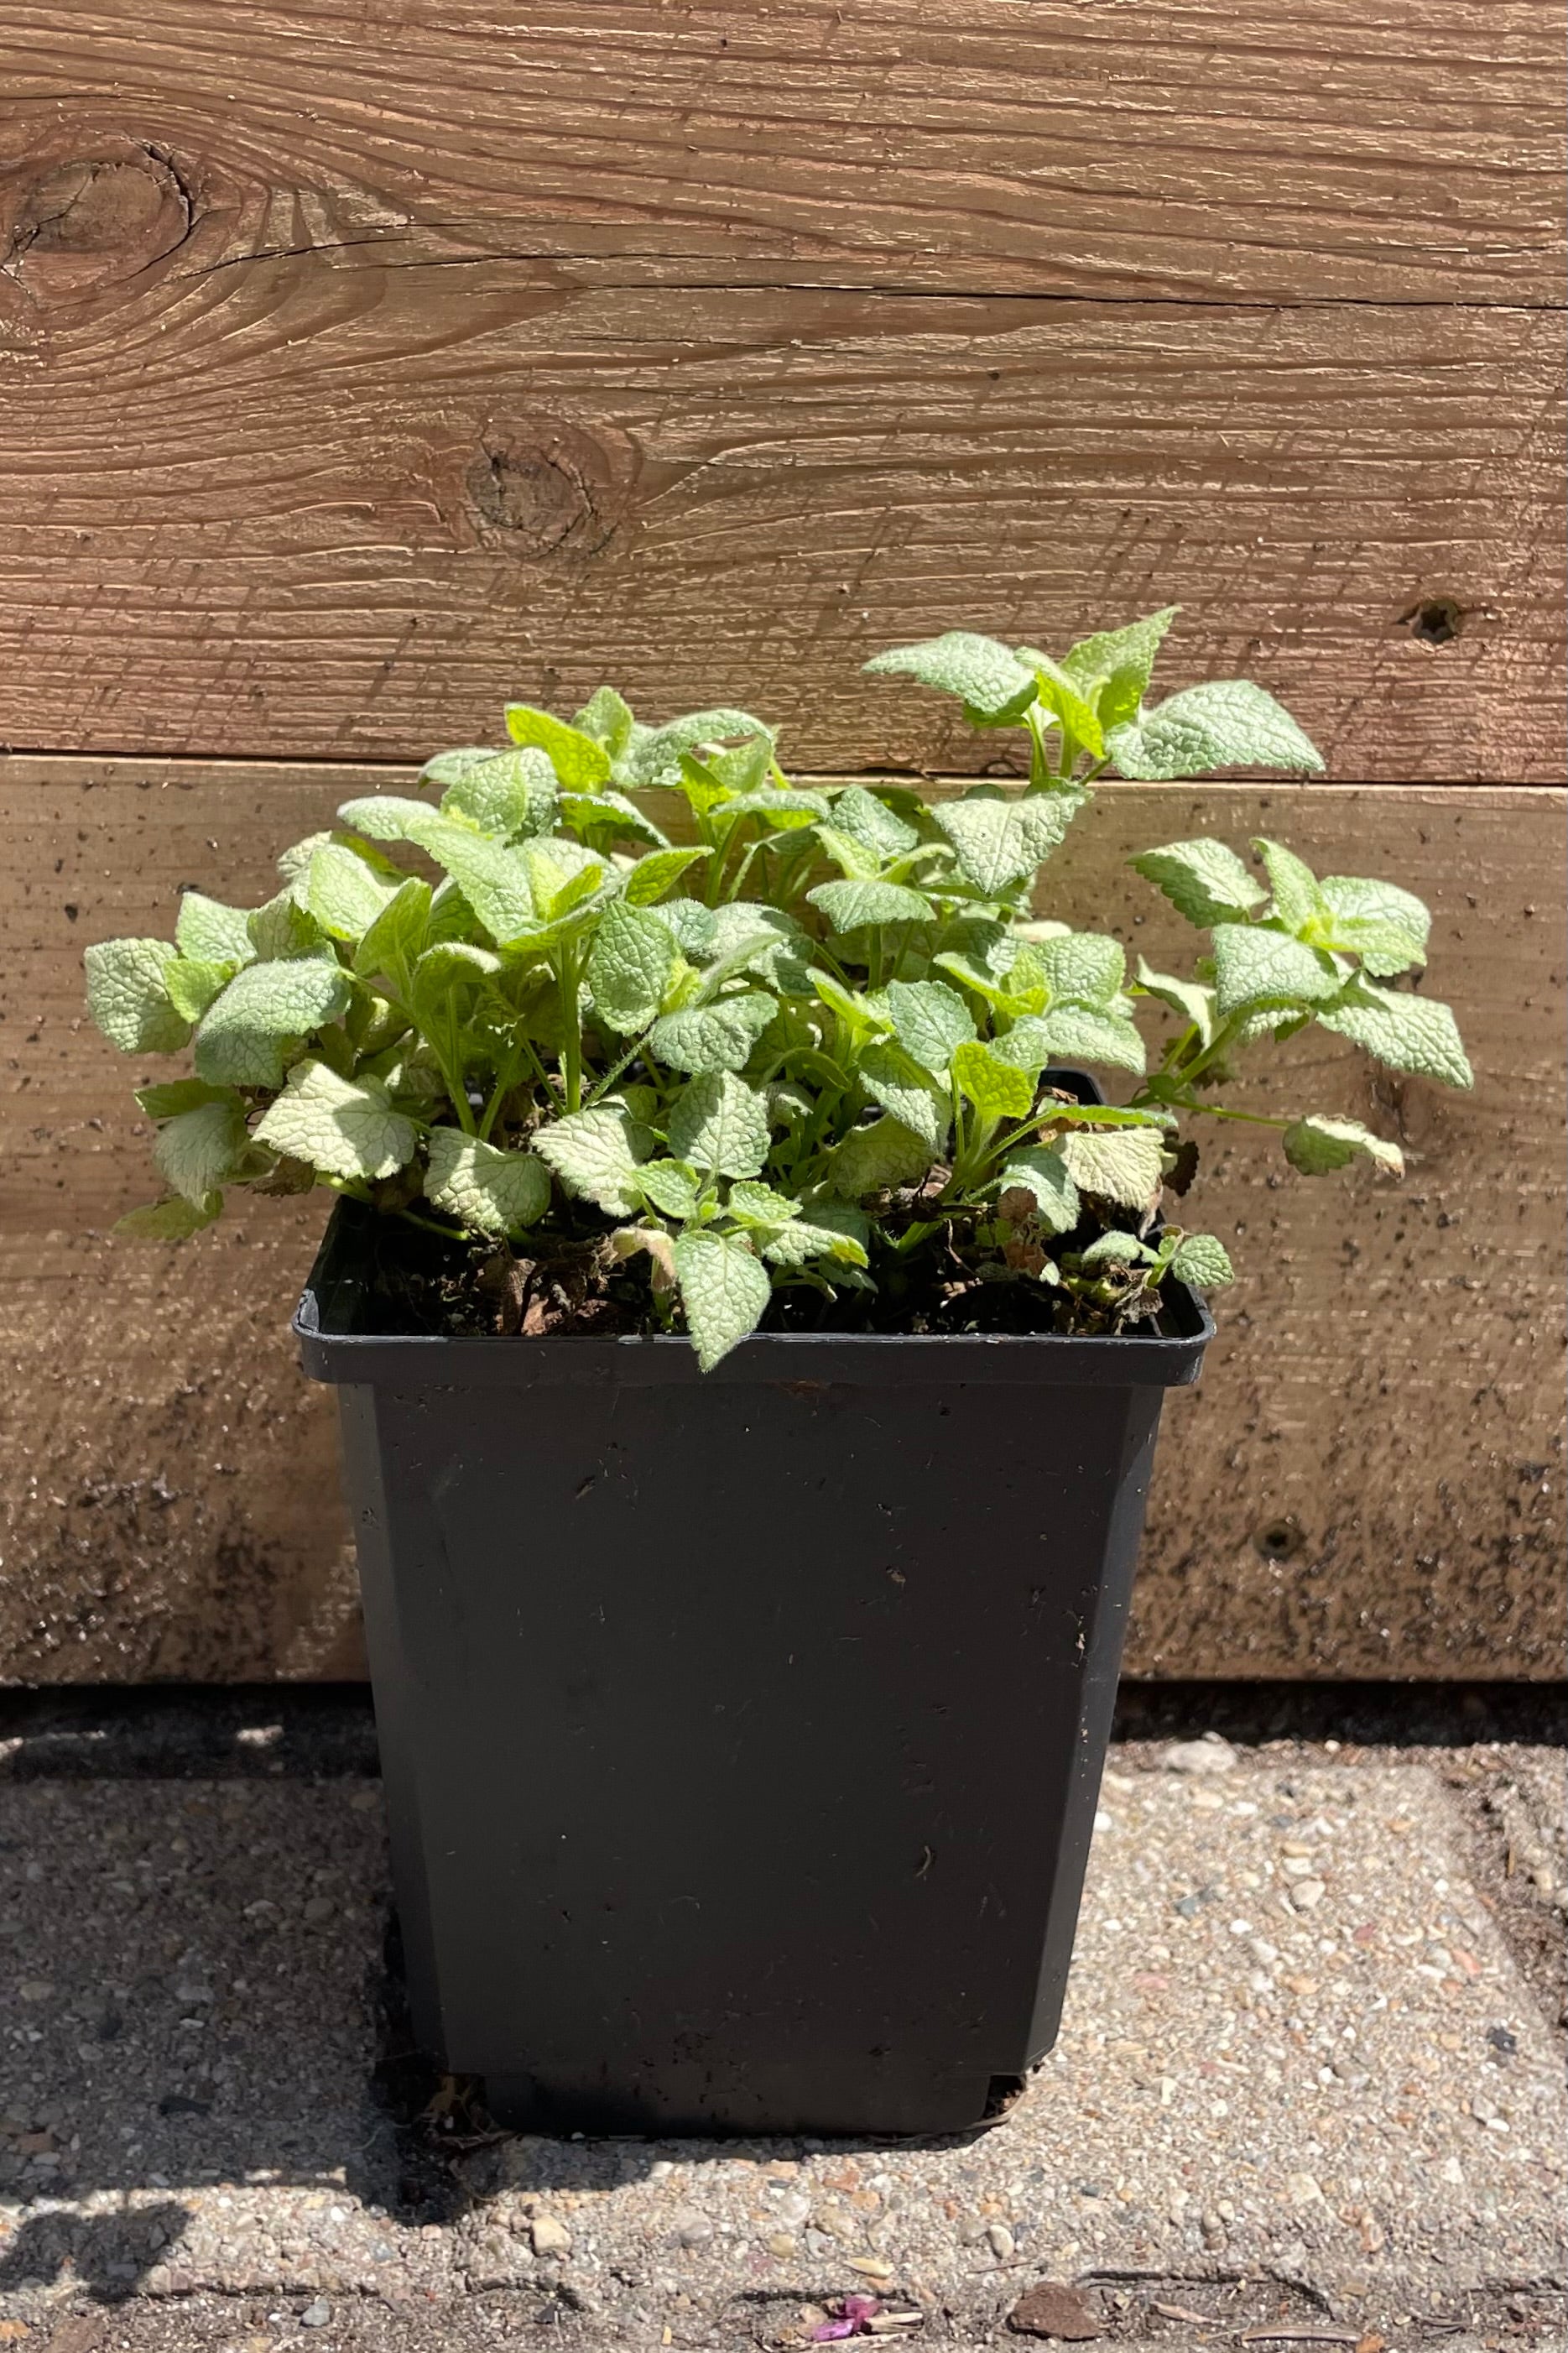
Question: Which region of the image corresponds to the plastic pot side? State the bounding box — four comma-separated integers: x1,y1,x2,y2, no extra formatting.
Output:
295,1143,1213,2136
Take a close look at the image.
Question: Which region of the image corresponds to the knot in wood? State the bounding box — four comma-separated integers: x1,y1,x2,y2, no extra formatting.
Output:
3,143,195,302
463,423,635,560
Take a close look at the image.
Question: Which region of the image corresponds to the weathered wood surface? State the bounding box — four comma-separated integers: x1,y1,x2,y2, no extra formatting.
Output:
3,759,1561,1681
3,1,1560,305
0,272,1560,777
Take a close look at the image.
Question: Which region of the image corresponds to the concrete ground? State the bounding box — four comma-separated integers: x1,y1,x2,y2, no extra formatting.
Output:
0,1691,1560,2353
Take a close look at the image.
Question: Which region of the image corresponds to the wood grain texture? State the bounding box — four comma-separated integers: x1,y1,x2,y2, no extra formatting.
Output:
3,758,1561,1680
2,0,1560,305
0,276,1560,778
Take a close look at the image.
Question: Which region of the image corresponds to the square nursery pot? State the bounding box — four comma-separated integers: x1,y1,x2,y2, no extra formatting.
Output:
294,1077,1213,2138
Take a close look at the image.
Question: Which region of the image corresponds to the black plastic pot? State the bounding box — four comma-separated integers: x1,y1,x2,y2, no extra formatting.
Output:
295,1104,1212,2137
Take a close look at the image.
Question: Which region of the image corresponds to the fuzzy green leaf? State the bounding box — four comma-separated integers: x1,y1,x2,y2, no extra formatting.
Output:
994,1007,1147,1075
666,1071,772,1178
648,992,778,1074
1134,958,1216,1045
85,938,192,1055
1253,837,1327,934
1060,607,1178,729
1057,1124,1166,1209
1129,838,1268,927
864,632,1036,718
1318,874,1432,976
1211,925,1341,1017
952,1040,1035,1121
623,848,705,906
425,1127,551,1234
253,1060,416,1180
416,822,540,943
193,958,352,1087
808,879,935,933
636,1158,704,1220
435,746,560,841
1034,930,1126,1008
1315,985,1473,1088
336,794,443,845
1017,651,1105,759
135,1077,235,1121
828,785,921,861
153,1098,253,1206
586,900,679,1035
1282,1114,1405,1176
996,1145,1081,1234
175,893,255,968
532,1106,649,1214
859,1041,951,1154
1167,1232,1235,1286
354,877,433,989
933,792,1081,894
163,957,232,1024
673,1229,772,1371
115,1194,221,1240
247,890,332,963
885,978,975,1072
503,705,613,790
572,685,638,758
1107,681,1325,780
628,710,777,794
307,842,399,944
828,1115,935,1198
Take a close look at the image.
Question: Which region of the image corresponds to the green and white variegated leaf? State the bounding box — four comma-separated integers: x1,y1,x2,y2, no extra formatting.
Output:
1315,984,1473,1088
532,1107,649,1215
996,1145,1081,1235
85,938,192,1055
193,957,352,1087
254,1059,418,1180
992,1007,1147,1076
1107,681,1325,781
424,1126,551,1234
951,1040,1035,1122
829,1115,935,1199
636,1158,704,1220
724,1179,799,1226
1135,957,1216,1046
1253,837,1326,934
1318,874,1432,976
336,793,443,845
672,1229,772,1371
762,1213,871,1269
807,879,935,932
1077,1229,1156,1266
1129,838,1268,928
307,842,399,943
859,1041,951,1155
1167,1232,1235,1286
503,705,614,791
1056,1124,1166,1210
1059,607,1179,730
666,1071,772,1178
1211,925,1341,1018
828,785,921,861
863,631,1035,719
560,788,669,848
885,978,975,1072
1282,1114,1405,1176
648,992,778,1074
586,900,679,1034
932,792,1081,895
1033,930,1126,1008
644,896,719,962
433,746,560,841
153,1098,253,1206
175,893,255,968
115,1194,222,1239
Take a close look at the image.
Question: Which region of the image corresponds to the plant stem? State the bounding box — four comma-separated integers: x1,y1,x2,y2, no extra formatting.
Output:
557,947,583,1113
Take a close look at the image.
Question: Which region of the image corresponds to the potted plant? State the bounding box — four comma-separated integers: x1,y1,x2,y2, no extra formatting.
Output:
86,614,1472,2136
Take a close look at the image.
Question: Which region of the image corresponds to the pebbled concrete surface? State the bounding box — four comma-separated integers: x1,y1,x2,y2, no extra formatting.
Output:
0,1705,1560,2352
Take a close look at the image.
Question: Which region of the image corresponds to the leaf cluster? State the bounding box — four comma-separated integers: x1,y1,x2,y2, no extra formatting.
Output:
86,621,1472,1367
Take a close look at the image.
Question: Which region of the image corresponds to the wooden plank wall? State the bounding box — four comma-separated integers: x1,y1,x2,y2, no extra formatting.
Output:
1,1,1563,1681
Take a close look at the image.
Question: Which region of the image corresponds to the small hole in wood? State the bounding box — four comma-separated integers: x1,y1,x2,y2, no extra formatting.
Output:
1253,1516,1305,1563
1399,596,1464,647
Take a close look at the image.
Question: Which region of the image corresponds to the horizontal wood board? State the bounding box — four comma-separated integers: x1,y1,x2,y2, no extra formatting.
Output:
0,277,1560,777
2,760,1561,1682
3,0,1561,304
